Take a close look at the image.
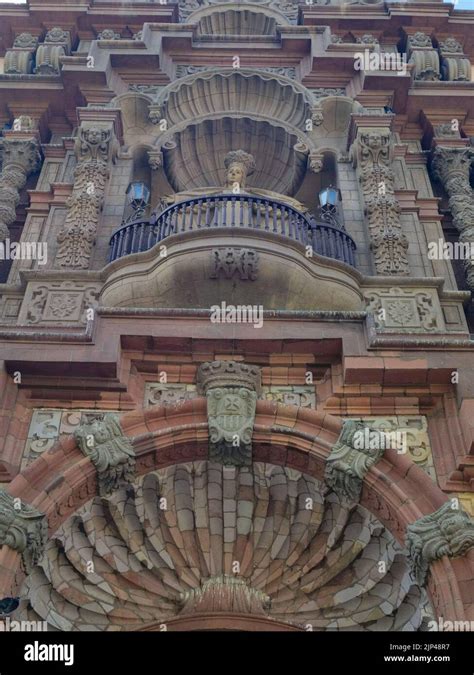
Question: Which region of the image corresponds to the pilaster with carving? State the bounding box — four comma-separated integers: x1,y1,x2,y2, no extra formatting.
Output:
432,146,474,292
0,489,47,572
197,361,261,467
352,127,409,275
406,501,474,585
0,131,42,241
74,414,135,496
56,126,117,268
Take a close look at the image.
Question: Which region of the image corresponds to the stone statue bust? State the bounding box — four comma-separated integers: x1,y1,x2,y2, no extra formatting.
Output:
153,149,307,215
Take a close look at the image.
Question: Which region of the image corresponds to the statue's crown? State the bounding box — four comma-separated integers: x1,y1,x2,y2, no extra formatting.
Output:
197,360,261,394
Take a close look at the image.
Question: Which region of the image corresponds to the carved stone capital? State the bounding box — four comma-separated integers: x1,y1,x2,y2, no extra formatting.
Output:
310,105,324,127
198,361,261,467
0,489,47,572
148,149,163,170
74,414,135,496
308,151,324,173
324,419,386,505
406,501,474,585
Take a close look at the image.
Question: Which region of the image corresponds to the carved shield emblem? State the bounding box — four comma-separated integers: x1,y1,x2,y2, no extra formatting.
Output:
207,387,257,466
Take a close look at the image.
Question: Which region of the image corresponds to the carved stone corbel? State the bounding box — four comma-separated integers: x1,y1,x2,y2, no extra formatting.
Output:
4,33,38,75
56,125,117,268
308,151,324,173
407,32,440,81
197,361,261,467
0,134,42,241
438,37,471,82
0,489,47,572
406,500,474,585
351,127,409,275
74,414,135,496
324,419,386,505
432,146,474,292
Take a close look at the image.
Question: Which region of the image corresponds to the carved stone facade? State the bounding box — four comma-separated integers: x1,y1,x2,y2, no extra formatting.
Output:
56,126,116,268
352,128,409,276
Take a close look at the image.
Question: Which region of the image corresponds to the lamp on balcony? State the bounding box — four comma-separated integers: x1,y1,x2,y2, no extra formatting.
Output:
318,186,341,228
124,181,150,223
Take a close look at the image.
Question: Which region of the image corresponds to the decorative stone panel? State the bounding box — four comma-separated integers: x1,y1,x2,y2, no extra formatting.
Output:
364,287,445,333
261,385,316,408
144,383,197,407
18,281,101,326
23,409,120,468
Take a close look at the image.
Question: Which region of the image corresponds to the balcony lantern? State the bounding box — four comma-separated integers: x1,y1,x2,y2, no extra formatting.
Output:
319,186,339,209
124,181,150,223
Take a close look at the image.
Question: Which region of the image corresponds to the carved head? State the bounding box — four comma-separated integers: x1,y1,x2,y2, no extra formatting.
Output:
224,150,255,189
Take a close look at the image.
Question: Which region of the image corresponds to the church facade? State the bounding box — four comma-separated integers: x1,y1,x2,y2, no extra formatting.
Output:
0,0,473,632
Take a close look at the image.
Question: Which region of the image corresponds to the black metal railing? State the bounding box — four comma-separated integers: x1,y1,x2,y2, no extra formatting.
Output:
108,193,356,267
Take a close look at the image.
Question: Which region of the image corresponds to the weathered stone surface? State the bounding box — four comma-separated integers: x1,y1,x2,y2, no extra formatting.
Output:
406,501,474,585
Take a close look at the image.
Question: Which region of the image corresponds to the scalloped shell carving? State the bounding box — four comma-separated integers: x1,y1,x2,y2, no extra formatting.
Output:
15,462,427,631
162,117,307,195
196,9,277,36
161,71,311,131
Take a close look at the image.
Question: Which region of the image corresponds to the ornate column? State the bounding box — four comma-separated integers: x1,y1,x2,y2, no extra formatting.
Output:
56,123,118,268
432,145,474,291
351,123,409,275
0,126,42,241
197,361,261,467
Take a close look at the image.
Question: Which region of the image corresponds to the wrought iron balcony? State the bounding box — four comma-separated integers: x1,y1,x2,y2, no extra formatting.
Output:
108,193,356,267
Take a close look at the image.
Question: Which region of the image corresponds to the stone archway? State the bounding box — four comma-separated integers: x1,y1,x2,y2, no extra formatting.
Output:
1,394,473,630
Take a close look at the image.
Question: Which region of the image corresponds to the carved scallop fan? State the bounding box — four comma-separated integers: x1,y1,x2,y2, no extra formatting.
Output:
162,117,308,195
14,461,429,631
196,10,278,36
